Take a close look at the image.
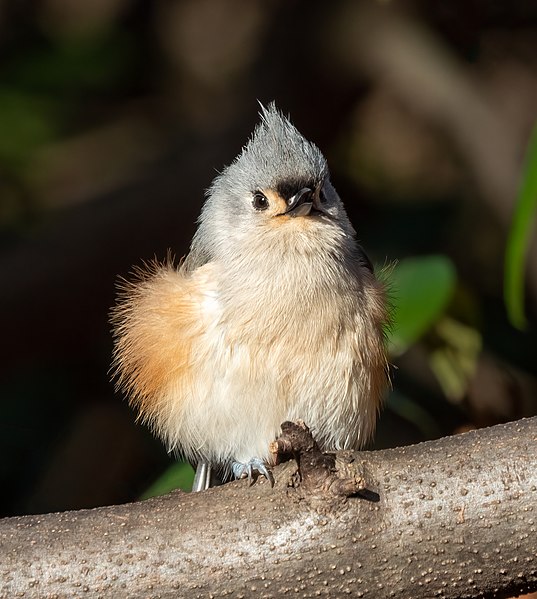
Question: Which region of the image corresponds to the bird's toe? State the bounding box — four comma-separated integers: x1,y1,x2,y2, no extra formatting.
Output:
232,457,274,487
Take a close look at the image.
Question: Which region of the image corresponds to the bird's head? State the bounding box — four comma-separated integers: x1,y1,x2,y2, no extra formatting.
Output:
187,104,357,270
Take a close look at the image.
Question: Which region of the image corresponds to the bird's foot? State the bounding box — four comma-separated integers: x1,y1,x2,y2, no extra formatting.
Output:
232,458,274,487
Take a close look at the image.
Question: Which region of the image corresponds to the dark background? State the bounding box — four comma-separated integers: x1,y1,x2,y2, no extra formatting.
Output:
1,0,536,517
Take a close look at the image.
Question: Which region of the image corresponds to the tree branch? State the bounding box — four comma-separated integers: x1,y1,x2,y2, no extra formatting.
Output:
1,418,536,599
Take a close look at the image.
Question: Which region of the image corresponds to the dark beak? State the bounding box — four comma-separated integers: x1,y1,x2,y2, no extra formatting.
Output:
285,187,313,217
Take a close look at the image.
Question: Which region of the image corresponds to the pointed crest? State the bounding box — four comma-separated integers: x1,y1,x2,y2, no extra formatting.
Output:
215,102,328,196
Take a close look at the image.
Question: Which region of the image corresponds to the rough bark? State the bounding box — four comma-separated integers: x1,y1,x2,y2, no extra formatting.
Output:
1,418,536,599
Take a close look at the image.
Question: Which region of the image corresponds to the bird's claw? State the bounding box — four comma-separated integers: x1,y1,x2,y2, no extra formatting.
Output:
232,458,274,487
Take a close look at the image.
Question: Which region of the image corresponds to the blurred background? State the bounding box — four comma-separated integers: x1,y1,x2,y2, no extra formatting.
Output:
1,0,536,517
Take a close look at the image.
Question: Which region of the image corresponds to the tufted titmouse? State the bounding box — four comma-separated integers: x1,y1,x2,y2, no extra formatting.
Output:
112,104,389,491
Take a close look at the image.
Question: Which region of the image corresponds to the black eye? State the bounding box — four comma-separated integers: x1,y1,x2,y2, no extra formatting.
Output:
319,186,328,204
252,192,269,211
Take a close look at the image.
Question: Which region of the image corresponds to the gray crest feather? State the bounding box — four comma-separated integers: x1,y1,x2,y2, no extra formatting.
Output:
220,102,328,194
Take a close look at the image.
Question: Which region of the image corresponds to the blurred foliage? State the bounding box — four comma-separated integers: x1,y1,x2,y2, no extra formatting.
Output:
0,25,139,231
429,317,482,402
504,122,537,330
386,391,443,440
0,90,58,172
5,33,133,94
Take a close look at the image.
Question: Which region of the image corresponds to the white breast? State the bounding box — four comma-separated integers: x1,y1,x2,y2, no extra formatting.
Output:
162,252,385,468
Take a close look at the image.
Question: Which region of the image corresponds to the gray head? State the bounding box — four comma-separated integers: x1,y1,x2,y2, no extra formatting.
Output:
184,103,357,271
216,103,328,200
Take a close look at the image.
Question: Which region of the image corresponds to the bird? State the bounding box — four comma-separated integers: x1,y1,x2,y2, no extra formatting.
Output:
111,103,389,492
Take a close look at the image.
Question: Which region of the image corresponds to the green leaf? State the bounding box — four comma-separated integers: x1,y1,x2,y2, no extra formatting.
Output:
140,461,195,500
428,317,482,402
504,122,537,330
388,255,456,356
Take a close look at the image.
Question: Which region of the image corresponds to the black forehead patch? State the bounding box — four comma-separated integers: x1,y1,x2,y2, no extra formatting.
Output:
275,177,321,201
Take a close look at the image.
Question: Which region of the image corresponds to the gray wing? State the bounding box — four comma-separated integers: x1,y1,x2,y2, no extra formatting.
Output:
180,245,212,273
357,244,374,274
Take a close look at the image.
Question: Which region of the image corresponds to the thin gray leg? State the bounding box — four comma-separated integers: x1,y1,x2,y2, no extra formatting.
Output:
192,461,212,492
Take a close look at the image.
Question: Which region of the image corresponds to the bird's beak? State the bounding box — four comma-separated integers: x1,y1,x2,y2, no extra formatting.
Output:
285,187,313,217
